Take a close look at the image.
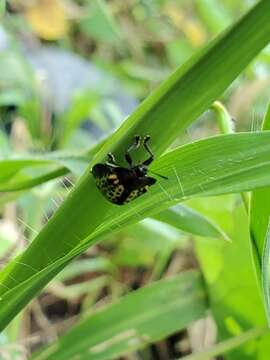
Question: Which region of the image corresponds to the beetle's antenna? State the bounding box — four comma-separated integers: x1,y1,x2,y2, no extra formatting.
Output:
149,170,168,180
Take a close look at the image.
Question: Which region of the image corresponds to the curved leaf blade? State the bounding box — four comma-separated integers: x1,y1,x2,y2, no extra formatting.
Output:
1,0,270,328
152,204,230,240
1,132,270,329
32,271,207,360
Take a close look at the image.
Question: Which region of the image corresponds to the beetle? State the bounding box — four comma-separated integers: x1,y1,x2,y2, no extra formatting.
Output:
92,135,167,205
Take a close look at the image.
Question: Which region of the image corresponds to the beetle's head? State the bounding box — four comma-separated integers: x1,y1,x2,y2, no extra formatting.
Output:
134,165,148,177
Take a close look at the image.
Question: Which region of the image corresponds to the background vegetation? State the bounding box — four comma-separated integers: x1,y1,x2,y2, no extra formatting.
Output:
0,0,270,359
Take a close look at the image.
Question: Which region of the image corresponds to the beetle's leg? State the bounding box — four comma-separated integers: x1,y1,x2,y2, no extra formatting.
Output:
142,135,154,165
107,152,117,165
125,135,141,167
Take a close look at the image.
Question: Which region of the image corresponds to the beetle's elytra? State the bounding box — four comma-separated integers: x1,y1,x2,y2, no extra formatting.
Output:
92,135,167,205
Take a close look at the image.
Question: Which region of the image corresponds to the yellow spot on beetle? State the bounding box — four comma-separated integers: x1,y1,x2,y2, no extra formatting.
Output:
108,174,117,180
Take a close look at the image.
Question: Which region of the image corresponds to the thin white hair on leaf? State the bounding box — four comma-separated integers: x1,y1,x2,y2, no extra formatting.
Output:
17,217,39,235
172,166,185,198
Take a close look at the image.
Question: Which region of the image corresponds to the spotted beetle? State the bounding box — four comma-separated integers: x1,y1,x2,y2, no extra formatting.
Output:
92,135,167,205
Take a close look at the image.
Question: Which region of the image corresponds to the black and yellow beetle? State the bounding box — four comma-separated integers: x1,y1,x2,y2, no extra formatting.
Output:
92,135,167,205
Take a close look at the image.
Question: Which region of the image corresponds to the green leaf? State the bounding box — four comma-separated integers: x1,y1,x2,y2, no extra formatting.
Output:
59,90,101,147
96,0,270,163
0,51,34,106
0,1,5,17
194,197,270,359
80,0,122,44
250,102,270,260
48,275,109,301
1,132,270,330
152,204,230,240
0,153,89,191
32,271,207,360
196,0,231,34
262,219,270,326
211,101,234,135
0,0,270,329
55,258,116,282
181,326,269,360
249,101,270,324
93,132,270,240
113,219,184,268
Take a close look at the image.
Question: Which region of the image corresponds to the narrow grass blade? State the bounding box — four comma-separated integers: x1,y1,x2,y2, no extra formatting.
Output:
152,204,230,240
32,271,207,360
181,326,269,360
0,154,88,191
1,132,270,329
0,0,270,328
262,219,270,326
250,101,270,261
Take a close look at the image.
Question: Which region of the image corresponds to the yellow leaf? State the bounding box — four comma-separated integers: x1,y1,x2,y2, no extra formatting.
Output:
25,0,68,40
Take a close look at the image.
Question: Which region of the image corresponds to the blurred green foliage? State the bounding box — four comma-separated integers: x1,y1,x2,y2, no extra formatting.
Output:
0,0,269,359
